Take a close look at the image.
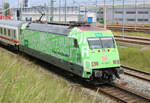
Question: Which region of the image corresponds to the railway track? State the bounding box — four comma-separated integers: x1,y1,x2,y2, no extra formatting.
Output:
109,26,150,34
97,84,150,103
98,25,150,34
122,65,150,82
115,35,150,45
98,66,150,102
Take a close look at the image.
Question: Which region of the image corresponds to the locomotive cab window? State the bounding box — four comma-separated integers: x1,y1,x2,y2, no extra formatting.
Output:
74,39,79,48
88,37,115,49
88,38,102,49
101,37,115,48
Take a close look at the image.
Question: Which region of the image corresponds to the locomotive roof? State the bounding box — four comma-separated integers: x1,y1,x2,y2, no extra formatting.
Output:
0,20,25,28
27,23,71,36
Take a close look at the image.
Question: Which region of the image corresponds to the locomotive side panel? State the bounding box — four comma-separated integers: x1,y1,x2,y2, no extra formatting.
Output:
20,29,83,77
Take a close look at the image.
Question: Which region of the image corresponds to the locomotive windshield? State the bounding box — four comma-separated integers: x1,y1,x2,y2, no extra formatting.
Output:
101,38,115,48
88,38,103,49
88,37,115,49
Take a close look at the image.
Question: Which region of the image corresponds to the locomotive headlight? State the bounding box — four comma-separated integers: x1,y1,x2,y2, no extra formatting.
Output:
91,62,99,67
113,60,120,64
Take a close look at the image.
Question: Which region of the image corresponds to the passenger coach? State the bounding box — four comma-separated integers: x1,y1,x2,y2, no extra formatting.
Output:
0,20,26,49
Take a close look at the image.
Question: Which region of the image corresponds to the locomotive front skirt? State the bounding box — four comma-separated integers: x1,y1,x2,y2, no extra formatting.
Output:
0,20,123,83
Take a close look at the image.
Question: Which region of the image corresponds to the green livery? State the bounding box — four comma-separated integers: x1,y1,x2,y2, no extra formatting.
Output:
0,20,123,84
20,23,123,83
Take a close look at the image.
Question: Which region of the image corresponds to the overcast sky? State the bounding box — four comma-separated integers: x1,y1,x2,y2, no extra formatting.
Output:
1,0,150,8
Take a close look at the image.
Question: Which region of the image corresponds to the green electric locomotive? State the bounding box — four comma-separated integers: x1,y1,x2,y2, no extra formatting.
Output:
0,20,123,84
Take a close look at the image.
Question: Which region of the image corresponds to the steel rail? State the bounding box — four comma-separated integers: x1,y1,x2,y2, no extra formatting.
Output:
115,35,150,41
121,65,150,82
97,84,150,103
115,35,150,45
99,25,150,33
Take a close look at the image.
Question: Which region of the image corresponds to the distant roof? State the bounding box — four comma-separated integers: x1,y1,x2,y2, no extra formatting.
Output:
0,20,25,27
98,3,150,9
27,23,71,36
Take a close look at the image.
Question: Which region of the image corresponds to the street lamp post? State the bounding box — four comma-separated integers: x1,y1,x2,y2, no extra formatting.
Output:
143,0,146,27
2,0,4,17
72,0,81,22
78,5,80,22
122,0,125,39
112,0,115,24
104,0,107,29
134,0,137,30
64,0,67,23
50,0,54,22
59,0,61,22
96,0,98,22
84,6,87,22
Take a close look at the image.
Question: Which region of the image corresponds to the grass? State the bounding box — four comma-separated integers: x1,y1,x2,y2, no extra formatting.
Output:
118,47,150,73
0,50,97,103
114,32,150,38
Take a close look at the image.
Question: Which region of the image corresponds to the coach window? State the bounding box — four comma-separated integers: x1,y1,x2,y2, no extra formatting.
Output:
13,30,16,39
10,29,12,37
6,29,9,36
6,29,7,36
8,29,11,37
1,28,3,34
2,28,4,35
4,28,6,36
10,29,14,39
0,28,2,34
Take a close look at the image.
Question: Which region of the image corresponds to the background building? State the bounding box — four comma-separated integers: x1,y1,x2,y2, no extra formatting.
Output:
12,6,97,23
11,3,150,24
24,0,29,7
104,4,150,24
19,0,29,8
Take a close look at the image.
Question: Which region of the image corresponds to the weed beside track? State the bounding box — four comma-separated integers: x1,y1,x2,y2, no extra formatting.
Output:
119,48,150,73
0,48,95,103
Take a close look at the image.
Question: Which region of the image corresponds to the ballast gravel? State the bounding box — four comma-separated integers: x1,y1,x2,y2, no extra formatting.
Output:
116,74,150,97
